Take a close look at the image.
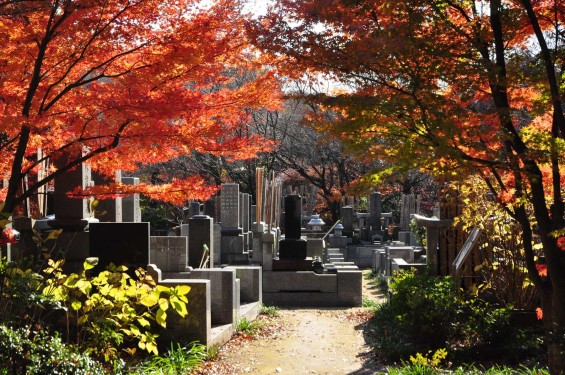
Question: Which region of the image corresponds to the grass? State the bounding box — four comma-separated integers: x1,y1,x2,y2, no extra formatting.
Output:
362,297,380,309
259,303,280,317
382,364,550,375
133,342,208,375
235,317,264,335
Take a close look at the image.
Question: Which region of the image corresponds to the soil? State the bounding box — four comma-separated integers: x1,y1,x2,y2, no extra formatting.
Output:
196,270,388,375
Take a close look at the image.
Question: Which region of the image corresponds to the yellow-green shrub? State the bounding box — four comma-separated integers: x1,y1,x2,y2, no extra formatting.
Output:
42,258,189,362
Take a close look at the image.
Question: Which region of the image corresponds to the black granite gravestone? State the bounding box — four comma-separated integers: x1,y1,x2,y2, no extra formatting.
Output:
89,222,149,272
278,195,307,259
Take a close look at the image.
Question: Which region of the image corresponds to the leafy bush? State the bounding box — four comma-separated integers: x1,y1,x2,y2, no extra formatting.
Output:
370,270,514,362
0,258,63,328
41,258,190,362
0,324,105,375
384,362,550,375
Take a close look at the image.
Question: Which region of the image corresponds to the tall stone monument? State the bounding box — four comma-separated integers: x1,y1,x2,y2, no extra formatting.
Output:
121,177,141,222
368,192,382,231
48,156,98,272
220,183,248,264
278,195,307,260
340,205,354,237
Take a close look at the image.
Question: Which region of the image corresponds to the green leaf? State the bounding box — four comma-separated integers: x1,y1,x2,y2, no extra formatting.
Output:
156,308,167,327
71,300,82,310
83,257,99,270
46,228,63,241
140,291,159,307
171,300,187,318
76,280,92,295
176,285,191,295
158,297,169,311
137,317,150,328
64,274,80,287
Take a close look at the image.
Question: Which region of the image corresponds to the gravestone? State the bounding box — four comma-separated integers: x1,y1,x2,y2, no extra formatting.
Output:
399,194,420,230
203,198,216,221
89,222,150,272
188,215,214,268
221,184,240,234
150,236,187,272
278,195,307,259
188,201,201,219
49,156,92,229
121,177,141,222
92,171,122,222
368,192,382,231
220,183,247,264
340,206,354,237
47,157,99,272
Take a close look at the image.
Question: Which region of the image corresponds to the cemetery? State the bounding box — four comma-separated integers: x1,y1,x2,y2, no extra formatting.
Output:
0,1,562,374
0,156,552,373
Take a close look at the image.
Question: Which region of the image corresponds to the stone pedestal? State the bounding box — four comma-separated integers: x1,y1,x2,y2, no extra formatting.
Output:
261,229,275,271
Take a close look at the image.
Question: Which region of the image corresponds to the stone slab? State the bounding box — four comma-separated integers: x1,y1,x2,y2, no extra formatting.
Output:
262,292,338,307
337,269,363,306
262,271,337,293
149,236,187,273
186,268,239,326
156,278,211,348
224,265,262,304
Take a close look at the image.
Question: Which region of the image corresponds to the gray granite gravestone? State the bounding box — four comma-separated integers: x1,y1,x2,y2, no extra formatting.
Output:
150,236,187,272
121,177,141,222
368,192,382,231
221,184,240,234
188,201,201,219
92,171,122,222
220,184,247,264
49,156,92,229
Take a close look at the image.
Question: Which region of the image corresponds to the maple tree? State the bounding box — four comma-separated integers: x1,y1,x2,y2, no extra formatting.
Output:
251,0,565,371
0,0,279,217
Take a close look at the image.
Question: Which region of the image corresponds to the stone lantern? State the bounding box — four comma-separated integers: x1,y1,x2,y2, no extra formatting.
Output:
307,214,325,232
334,223,344,237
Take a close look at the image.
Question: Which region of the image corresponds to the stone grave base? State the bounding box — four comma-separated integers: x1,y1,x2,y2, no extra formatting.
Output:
210,301,261,348
262,268,362,307
272,257,314,271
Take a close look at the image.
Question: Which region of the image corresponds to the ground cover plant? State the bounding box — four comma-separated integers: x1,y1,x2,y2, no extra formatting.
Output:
0,257,191,372
367,270,546,369
132,342,208,375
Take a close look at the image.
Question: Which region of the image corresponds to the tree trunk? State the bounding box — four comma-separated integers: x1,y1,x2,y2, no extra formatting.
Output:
547,276,565,374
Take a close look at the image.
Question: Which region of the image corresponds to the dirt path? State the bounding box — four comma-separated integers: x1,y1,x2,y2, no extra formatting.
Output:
197,271,387,375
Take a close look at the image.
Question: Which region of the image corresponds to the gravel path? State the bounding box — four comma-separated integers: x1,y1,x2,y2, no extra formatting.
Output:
197,271,387,375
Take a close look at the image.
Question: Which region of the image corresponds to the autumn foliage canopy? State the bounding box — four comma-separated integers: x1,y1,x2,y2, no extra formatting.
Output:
0,0,279,211
250,0,565,371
